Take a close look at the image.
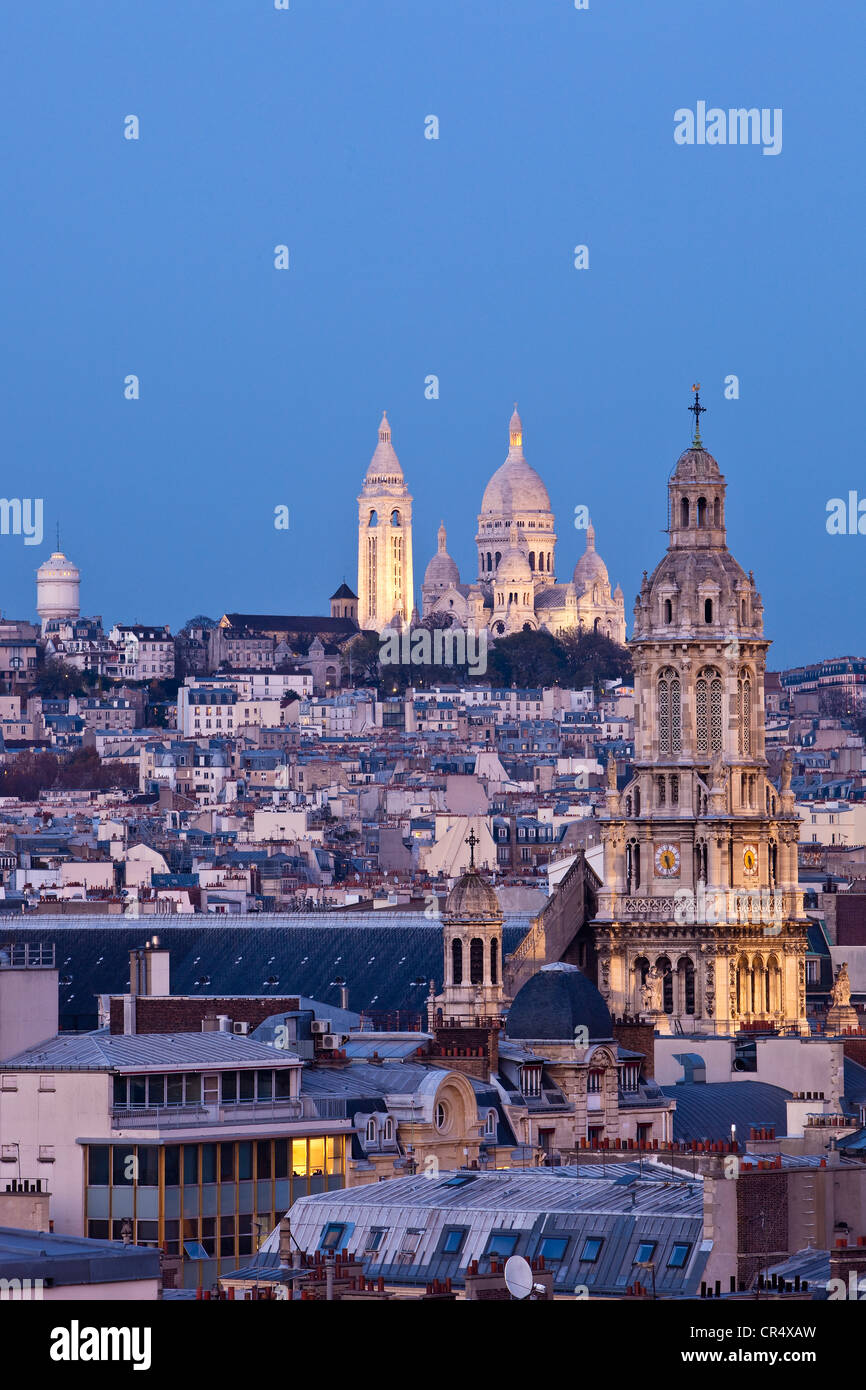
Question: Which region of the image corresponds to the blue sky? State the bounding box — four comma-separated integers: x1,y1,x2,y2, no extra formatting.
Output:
2,0,863,667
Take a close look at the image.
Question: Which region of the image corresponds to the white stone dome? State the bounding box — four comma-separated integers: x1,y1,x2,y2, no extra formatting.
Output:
495,542,532,583
573,523,610,591
480,407,552,517
424,522,460,589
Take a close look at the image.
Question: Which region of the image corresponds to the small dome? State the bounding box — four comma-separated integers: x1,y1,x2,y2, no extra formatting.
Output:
445,868,501,919
672,445,722,483
573,523,609,591
480,407,552,517
424,522,460,589
506,962,613,1041
495,542,532,583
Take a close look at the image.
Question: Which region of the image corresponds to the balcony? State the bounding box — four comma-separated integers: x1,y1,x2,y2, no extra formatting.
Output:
109,1097,309,1130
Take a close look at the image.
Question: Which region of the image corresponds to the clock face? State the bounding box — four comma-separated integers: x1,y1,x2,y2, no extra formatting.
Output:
655,843,681,877
743,845,758,875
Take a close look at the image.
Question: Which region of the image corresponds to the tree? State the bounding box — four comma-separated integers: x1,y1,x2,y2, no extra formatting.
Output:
29,659,95,698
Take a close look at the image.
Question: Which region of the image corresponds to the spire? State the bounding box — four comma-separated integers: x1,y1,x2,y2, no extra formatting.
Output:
509,404,523,450
688,383,706,446
585,521,596,552
378,411,390,443
437,520,447,552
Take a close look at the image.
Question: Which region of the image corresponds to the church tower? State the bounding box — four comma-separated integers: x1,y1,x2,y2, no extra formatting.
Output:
594,389,808,1035
357,413,414,632
433,833,505,1026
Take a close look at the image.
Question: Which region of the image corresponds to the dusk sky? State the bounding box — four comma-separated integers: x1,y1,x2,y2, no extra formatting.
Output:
2,0,862,667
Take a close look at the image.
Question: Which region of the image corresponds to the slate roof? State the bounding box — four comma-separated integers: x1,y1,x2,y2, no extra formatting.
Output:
506,962,613,1041
659,1081,792,1142
3,915,530,1029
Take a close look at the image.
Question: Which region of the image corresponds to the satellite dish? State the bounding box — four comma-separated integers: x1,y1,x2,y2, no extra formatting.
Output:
504,1255,534,1300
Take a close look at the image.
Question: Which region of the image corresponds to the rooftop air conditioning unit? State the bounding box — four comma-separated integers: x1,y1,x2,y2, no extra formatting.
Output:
322,1035,340,1049
311,1020,331,1034
233,1021,250,1035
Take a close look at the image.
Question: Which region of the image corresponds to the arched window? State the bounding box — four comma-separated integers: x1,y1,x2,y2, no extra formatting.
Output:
494,551,501,568
547,552,552,572
634,785,641,815
664,598,672,624
740,598,746,624
365,1118,377,1143
451,938,463,985
657,668,682,754
677,957,695,1015
490,938,498,985
528,551,535,571
391,509,401,526
470,938,484,985
696,667,723,754
680,497,690,527
626,839,641,893
697,497,707,527
713,497,721,527
368,509,378,527
704,598,713,623
485,1109,496,1136
656,957,673,1013
738,670,753,756
486,551,492,571
383,1118,394,1142
736,956,749,1014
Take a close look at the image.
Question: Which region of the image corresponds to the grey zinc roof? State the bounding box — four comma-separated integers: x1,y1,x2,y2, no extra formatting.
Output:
0,1226,160,1287
3,1028,298,1072
274,1168,707,1295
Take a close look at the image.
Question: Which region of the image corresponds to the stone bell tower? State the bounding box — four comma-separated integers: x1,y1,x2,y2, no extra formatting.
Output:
593,388,808,1036
357,412,414,633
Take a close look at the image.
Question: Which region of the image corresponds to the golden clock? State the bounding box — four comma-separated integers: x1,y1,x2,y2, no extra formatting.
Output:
743,845,758,875
654,843,681,877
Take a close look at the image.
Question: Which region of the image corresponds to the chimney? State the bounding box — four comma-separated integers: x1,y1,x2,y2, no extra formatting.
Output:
129,938,171,998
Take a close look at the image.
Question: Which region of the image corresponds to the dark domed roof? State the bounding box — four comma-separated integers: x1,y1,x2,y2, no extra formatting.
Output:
506,962,612,1041
445,869,501,919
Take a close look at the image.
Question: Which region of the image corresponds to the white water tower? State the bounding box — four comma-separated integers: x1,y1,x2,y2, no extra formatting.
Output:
36,547,81,629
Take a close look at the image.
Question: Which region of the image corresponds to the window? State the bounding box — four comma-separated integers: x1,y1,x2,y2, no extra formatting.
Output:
365,1118,377,1143
365,1228,387,1253
321,1222,345,1251
704,597,713,623
441,1228,466,1255
540,1236,569,1262
657,669,681,754
668,1242,691,1269
485,1110,497,1137
634,1241,656,1263
435,1102,448,1131
485,1232,519,1257
580,1237,604,1262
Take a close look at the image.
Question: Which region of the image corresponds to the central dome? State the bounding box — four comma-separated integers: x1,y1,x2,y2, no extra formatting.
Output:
480,407,552,517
